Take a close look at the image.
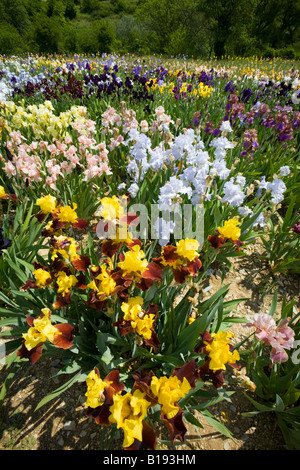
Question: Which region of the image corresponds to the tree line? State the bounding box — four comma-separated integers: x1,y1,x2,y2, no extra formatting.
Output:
0,0,299,59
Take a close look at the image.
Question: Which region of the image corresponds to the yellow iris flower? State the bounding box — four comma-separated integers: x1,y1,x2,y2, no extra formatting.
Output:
85,369,107,409
51,236,80,264
57,203,79,224
36,195,57,214
121,296,155,340
150,375,191,419
204,331,240,371
34,268,52,287
218,219,241,241
109,389,151,448
22,308,60,351
121,296,144,321
175,238,200,261
87,264,116,299
118,245,148,277
56,271,78,296
98,195,127,221
0,185,7,199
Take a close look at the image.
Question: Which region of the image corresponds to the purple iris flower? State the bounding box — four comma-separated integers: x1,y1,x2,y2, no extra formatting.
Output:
292,222,300,234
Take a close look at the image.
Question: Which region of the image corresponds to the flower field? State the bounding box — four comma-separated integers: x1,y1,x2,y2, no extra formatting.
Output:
0,53,300,451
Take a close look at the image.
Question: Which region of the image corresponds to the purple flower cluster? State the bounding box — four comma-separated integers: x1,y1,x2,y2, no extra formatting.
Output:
10,67,155,104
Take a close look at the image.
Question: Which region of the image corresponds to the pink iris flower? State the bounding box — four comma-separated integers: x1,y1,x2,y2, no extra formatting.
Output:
248,314,295,363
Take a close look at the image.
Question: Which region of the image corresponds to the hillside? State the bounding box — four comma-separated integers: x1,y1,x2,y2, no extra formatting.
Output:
0,0,299,59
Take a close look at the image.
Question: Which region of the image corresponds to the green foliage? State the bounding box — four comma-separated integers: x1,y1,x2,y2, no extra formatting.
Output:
33,13,64,54
80,0,100,14
76,19,116,53
0,0,298,57
115,15,149,54
65,1,77,20
259,198,300,275
0,24,24,55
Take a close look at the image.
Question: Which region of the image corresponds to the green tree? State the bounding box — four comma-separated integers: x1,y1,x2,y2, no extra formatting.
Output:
76,20,115,53
94,19,116,53
65,0,77,20
3,0,30,35
198,0,258,57
33,12,64,53
252,0,300,56
80,0,99,13
135,0,205,56
63,24,79,52
0,23,24,54
116,15,149,53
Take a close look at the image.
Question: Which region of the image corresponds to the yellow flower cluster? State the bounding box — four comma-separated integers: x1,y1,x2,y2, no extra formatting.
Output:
145,77,212,99
197,82,213,98
204,331,240,372
84,366,193,449
121,296,155,340
86,367,154,449
36,196,80,226
2,101,88,139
